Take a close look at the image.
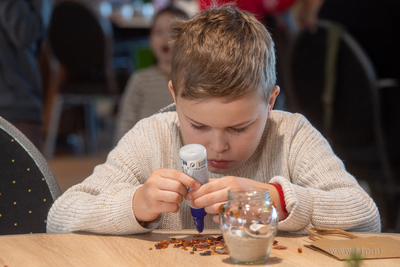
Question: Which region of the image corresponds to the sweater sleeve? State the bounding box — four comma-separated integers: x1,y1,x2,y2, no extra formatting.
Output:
270,115,381,234
47,120,164,235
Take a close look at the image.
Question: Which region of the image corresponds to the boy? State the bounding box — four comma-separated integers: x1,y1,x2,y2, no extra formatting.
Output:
47,6,380,235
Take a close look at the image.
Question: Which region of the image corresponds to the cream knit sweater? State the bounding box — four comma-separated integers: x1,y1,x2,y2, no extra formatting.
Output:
47,110,381,234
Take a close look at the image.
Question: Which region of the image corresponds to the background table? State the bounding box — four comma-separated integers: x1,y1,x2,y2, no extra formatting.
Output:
0,230,399,266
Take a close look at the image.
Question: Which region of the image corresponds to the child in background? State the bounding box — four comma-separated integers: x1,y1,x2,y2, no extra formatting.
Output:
114,5,188,142
47,6,380,235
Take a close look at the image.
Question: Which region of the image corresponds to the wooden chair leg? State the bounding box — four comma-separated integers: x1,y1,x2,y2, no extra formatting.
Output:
84,98,98,154
44,94,64,159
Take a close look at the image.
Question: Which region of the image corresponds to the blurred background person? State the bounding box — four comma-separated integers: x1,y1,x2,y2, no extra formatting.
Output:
114,5,188,143
199,0,298,111
0,0,53,149
199,0,297,22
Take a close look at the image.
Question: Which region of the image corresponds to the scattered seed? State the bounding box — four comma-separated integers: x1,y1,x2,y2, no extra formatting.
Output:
200,251,212,256
273,245,287,250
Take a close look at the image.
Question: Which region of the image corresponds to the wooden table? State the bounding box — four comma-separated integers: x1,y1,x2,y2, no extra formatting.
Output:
0,230,398,266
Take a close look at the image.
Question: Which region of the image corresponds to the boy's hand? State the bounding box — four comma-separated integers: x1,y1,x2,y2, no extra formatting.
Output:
186,177,287,223
133,169,200,222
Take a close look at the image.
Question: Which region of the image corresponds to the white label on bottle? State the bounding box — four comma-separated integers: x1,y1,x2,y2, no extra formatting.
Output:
181,158,209,208
181,159,207,170
181,158,208,185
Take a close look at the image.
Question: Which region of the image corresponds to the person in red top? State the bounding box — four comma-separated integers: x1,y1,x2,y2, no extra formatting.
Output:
199,0,297,22
200,0,299,113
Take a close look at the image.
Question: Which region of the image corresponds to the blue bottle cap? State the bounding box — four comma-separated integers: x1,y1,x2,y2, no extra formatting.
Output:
190,207,207,233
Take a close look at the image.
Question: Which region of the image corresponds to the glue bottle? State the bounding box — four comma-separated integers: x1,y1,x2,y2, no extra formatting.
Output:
179,144,209,233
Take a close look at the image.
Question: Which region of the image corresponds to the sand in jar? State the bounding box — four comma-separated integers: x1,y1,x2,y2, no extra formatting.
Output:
223,230,275,264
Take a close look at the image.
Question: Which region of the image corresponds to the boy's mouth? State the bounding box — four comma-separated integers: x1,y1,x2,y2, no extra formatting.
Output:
208,160,231,169
162,46,169,53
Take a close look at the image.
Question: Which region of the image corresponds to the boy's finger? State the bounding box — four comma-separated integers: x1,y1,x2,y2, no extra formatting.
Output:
213,214,220,224
156,190,184,205
158,169,201,190
192,191,226,208
158,179,189,196
158,202,180,214
189,181,220,199
204,201,226,214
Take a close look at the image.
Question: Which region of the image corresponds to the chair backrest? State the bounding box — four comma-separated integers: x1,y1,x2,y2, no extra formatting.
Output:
287,20,379,151
0,117,61,235
287,19,400,203
48,0,115,94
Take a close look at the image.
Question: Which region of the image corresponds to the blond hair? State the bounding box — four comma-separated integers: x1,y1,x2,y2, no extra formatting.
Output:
170,6,276,102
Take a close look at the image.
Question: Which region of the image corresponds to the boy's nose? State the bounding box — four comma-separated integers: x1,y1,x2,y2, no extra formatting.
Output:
209,132,229,153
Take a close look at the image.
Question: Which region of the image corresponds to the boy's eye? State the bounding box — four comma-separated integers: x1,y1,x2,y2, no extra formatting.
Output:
231,127,248,133
190,123,248,133
190,124,207,130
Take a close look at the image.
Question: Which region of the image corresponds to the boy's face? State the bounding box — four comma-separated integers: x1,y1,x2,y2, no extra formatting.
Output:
169,81,280,174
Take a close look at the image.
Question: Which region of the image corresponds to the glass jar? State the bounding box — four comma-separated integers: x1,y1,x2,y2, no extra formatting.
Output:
219,188,278,264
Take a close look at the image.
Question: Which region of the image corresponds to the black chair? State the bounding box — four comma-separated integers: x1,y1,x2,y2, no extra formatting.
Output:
286,20,399,231
44,0,118,159
0,117,62,235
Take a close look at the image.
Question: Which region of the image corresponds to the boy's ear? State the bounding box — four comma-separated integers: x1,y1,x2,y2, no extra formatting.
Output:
168,80,177,103
268,85,280,117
